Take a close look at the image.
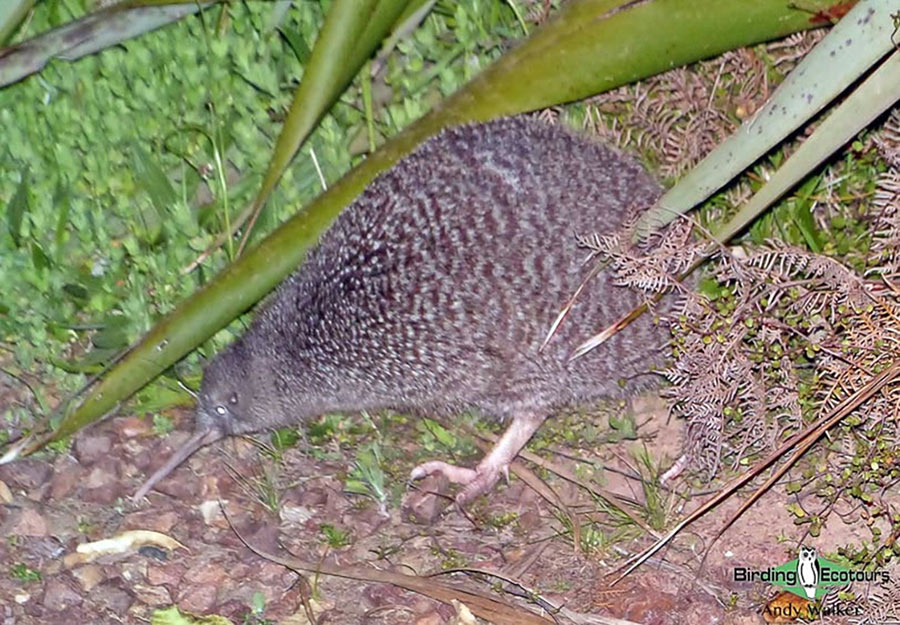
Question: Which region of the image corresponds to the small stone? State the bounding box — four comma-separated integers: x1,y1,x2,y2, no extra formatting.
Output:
122,509,179,533
41,578,82,611
25,536,66,560
70,564,105,592
228,563,251,580
132,583,172,606
177,583,218,613
363,583,407,608
89,581,134,615
280,504,314,526
184,561,226,585
84,464,117,489
146,562,184,587
415,612,445,625
0,459,51,490
9,508,48,537
297,485,328,507
154,472,201,500
246,523,280,555
214,599,248,620
48,462,80,500
116,416,153,439
257,562,290,585
198,499,236,526
402,474,450,525
0,479,12,503
74,433,112,464
80,486,120,505
120,560,149,583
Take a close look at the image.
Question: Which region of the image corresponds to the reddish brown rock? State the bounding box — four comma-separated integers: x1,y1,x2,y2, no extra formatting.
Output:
146,561,185,587
177,582,218,613
214,599,250,620
70,564,105,593
74,433,112,464
80,487,120,505
296,484,329,507
41,578,82,611
415,612,445,625
121,509,179,533
363,583,409,608
402,474,450,525
245,523,280,555
0,458,51,491
115,416,153,439
184,560,227,585
132,583,173,606
49,460,81,500
257,561,292,585
9,508,48,537
154,472,202,500
89,580,133,615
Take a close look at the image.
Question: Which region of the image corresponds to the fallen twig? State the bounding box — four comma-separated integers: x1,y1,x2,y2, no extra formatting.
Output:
610,361,900,584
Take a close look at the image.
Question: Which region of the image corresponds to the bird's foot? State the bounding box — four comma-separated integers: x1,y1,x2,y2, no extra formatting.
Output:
410,459,509,505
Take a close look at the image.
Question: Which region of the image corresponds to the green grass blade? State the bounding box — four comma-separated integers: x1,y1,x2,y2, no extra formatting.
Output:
635,0,897,238
0,0,35,46
245,0,411,236
42,0,835,445
6,168,29,249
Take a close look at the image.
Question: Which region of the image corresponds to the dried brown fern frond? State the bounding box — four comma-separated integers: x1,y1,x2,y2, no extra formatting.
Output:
659,242,900,480
870,169,900,276
578,217,703,295
584,31,823,180
836,562,900,624
873,107,900,168
767,30,826,71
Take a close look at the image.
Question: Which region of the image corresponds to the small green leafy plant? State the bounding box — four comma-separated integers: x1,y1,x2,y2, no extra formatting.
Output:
319,523,352,549
10,562,41,583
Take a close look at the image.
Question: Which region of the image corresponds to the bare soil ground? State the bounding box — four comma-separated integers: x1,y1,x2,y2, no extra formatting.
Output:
0,390,867,625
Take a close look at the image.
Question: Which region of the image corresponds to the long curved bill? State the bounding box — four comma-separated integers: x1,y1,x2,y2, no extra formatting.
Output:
132,428,222,502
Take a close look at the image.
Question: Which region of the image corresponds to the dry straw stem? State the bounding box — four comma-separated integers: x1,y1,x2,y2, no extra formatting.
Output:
611,361,900,585
223,502,604,625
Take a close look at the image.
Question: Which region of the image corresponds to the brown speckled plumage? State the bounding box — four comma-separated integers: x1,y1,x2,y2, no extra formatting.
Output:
137,117,669,503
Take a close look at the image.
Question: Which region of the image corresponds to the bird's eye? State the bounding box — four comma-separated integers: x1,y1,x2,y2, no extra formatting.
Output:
215,405,226,416
228,392,238,405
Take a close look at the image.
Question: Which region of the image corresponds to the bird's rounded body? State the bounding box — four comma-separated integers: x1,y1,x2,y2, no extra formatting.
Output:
137,117,671,503
217,118,666,428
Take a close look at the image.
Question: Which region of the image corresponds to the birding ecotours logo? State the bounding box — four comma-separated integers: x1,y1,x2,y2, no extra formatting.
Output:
762,547,848,600
733,546,888,601
736,548,894,621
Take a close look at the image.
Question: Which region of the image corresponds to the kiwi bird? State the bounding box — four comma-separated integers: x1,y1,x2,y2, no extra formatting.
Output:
134,117,668,504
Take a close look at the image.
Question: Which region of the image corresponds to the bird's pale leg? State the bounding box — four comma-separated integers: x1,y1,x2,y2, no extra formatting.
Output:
411,414,546,504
